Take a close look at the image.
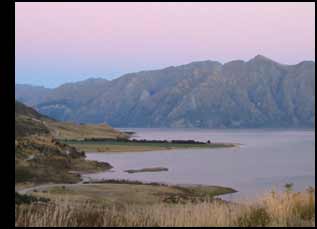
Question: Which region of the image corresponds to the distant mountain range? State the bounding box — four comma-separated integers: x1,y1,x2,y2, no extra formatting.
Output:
15,55,315,128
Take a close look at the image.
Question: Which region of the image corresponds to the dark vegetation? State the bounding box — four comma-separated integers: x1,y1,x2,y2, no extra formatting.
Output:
125,167,168,173
15,192,50,205
64,138,210,144
83,179,168,186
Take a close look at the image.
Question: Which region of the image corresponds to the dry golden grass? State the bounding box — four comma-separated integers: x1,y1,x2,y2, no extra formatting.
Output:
45,120,128,140
29,183,183,207
15,189,315,227
24,182,235,207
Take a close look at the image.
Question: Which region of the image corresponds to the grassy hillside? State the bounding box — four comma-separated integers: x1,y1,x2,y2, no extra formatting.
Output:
15,135,111,184
15,101,51,138
45,120,129,140
15,100,129,140
15,101,114,184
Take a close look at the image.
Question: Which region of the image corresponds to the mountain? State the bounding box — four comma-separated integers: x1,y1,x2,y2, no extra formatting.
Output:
16,55,315,128
15,84,52,106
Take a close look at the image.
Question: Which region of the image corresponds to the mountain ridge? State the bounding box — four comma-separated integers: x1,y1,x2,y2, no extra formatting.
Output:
16,55,315,89
15,55,315,128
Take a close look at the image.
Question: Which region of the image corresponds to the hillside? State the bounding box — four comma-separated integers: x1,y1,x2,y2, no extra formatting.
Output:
16,55,315,128
15,101,52,138
15,100,129,140
15,101,118,184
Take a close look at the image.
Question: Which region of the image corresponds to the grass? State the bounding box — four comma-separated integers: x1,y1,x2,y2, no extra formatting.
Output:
62,139,237,152
15,188,315,227
15,115,50,138
23,182,235,207
45,120,129,140
15,136,112,184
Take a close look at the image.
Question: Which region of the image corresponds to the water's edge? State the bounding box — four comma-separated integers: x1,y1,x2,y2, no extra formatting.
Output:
83,129,315,201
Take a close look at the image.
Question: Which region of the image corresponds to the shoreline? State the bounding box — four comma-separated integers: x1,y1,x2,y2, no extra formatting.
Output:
61,139,240,153
15,136,241,201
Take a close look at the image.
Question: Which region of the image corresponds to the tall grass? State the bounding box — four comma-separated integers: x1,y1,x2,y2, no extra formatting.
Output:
15,189,315,227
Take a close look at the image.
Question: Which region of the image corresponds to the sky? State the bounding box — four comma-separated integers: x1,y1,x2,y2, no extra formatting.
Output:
15,2,315,88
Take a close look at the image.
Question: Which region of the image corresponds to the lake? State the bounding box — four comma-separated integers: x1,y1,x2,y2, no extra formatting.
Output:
84,128,315,201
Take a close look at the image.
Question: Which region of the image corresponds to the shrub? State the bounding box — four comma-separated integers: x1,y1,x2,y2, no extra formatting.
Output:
15,192,50,205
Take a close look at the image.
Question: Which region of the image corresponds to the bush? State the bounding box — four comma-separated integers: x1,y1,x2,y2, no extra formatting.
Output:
15,192,50,205
15,166,34,183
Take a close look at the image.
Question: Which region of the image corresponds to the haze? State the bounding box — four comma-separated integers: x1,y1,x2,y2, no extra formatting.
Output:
15,2,315,88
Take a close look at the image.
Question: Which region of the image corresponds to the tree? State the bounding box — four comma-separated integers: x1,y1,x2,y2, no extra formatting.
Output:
284,183,293,193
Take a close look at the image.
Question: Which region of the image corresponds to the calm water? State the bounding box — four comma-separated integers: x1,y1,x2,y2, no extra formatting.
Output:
84,128,315,201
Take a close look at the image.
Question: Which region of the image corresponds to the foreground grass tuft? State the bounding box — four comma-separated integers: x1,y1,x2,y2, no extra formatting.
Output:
15,189,315,227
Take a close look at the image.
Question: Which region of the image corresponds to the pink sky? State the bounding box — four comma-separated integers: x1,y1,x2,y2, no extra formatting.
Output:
15,2,315,88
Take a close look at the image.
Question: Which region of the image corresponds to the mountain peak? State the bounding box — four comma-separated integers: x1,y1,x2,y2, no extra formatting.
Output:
250,54,274,62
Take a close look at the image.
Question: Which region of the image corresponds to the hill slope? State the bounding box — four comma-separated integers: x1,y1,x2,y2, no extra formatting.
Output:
15,101,117,184
15,100,52,138
15,100,128,140
16,55,315,128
